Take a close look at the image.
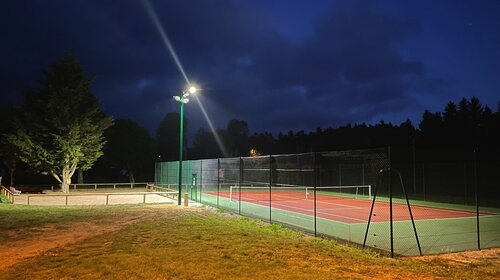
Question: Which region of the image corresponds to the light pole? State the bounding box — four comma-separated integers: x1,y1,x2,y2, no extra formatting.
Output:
173,86,197,205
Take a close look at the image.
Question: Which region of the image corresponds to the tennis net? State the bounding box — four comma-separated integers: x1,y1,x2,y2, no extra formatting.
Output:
229,184,371,202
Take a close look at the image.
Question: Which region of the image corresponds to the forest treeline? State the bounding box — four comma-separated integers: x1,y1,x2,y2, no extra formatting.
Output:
2,94,499,185
189,97,500,159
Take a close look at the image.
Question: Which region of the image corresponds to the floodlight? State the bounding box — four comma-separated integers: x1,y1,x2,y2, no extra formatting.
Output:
173,96,181,102
189,86,197,94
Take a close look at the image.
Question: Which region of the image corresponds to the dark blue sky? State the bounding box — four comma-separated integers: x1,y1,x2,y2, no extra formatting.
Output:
1,0,499,137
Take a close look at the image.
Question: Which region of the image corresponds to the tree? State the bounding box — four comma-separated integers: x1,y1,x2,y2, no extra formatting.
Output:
249,132,275,155
156,112,186,161
418,110,444,148
225,119,249,156
0,106,18,186
191,127,222,159
104,119,154,183
5,55,113,193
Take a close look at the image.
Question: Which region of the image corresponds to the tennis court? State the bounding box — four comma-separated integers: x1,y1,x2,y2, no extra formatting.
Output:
155,148,500,256
197,186,499,256
209,186,490,224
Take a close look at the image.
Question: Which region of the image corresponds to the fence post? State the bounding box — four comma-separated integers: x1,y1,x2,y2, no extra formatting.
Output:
422,163,426,201
313,152,318,237
200,160,203,203
474,149,480,250
269,155,273,224
339,165,342,186
389,147,394,258
412,135,417,194
217,158,220,208
239,158,243,215
362,164,365,186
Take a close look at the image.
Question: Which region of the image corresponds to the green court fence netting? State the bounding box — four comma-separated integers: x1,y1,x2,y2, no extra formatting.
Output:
155,147,500,257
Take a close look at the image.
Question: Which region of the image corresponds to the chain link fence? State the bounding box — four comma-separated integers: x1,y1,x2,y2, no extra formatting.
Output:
155,147,500,256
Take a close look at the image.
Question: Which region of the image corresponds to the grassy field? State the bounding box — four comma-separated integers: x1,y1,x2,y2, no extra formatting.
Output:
0,202,498,279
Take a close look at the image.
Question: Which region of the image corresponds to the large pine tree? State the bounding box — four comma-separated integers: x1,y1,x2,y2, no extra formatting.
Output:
6,55,113,192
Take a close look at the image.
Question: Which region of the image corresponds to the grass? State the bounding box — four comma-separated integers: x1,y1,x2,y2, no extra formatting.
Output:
0,203,498,279
0,194,10,204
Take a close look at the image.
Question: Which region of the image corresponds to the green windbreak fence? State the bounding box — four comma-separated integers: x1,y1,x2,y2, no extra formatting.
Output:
155,147,500,257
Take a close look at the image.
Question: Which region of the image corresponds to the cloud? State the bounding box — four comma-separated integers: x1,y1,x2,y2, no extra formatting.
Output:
0,0,444,136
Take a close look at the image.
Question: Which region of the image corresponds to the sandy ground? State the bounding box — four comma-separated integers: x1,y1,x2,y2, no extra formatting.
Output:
410,247,500,265
12,188,176,205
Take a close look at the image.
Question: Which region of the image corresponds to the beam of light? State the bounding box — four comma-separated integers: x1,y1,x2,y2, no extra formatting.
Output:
193,95,229,158
142,0,228,157
142,0,190,85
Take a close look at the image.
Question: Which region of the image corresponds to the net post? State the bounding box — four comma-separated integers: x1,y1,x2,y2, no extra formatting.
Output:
395,169,422,256
474,149,480,250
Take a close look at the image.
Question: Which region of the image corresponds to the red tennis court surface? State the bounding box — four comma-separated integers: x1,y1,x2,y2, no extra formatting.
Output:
208,191,491,224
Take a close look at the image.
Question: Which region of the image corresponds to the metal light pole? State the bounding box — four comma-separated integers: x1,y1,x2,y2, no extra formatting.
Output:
173,86,197,205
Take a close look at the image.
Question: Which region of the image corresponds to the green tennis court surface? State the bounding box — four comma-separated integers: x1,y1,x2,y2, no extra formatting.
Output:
197,189,500,256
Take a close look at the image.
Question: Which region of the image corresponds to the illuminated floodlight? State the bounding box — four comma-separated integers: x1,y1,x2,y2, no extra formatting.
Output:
172,85,198,205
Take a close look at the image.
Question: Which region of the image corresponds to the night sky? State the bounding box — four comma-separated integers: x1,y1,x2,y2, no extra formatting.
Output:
1,0,499,137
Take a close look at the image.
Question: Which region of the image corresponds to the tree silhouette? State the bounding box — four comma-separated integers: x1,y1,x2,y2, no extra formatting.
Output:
105,119,154,183
156,112,186,161
226,119,249,157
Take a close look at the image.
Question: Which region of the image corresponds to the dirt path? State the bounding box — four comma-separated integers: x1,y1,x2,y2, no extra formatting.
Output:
0,207,165,270
410,247,500,265
1,205,497,279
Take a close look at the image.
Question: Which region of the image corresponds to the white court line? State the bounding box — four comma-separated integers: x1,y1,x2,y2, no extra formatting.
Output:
315,197,493,217
317,207,365,211
270,201,368,223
